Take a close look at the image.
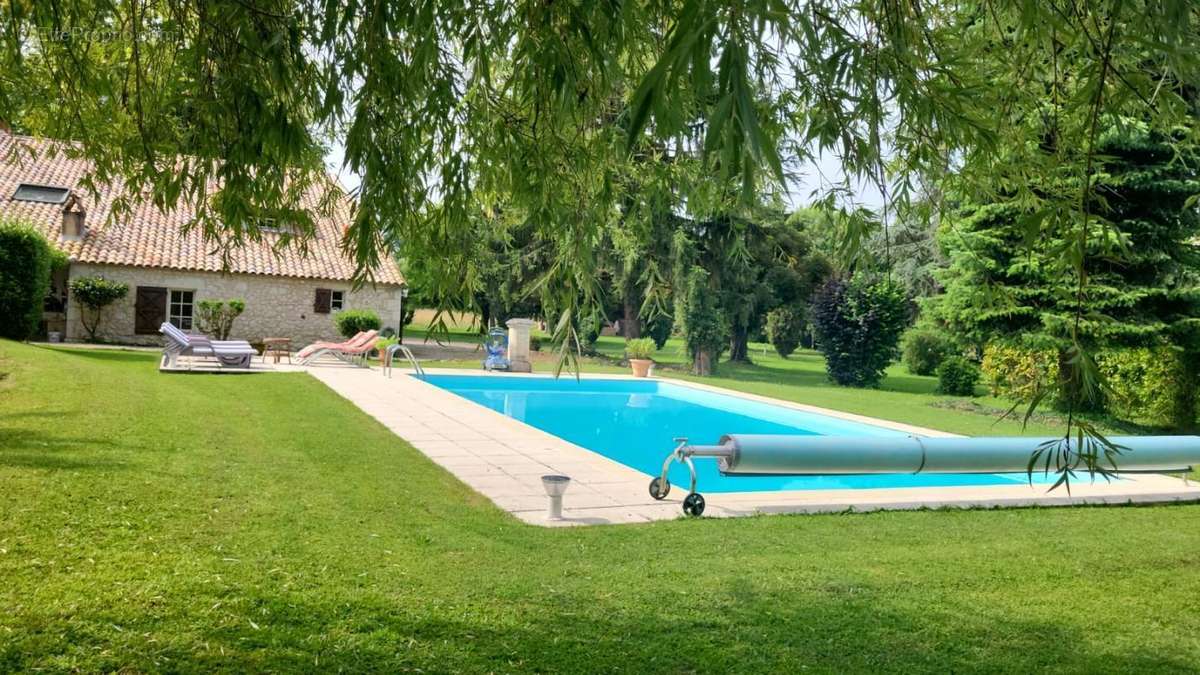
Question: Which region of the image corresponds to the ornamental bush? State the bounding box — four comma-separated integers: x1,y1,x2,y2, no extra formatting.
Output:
979,344,1058,400
577,312,603,354
334,309,381,338
0,220,56,340
981,343,1197,430
936,356,980,396
195,299,246,340
765,305,805,358
625,337,656,360
901,328,954,376
1095,348,1196,431
809,277,907,387
643,313,673,350
374,336,398,360
68,276,129,341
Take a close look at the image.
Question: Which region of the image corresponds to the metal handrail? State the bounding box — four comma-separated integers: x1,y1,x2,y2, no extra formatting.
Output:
384,343,425,379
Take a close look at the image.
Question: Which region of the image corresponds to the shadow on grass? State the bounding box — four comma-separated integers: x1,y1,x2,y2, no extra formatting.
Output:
0,452,129,471
4,581,1190,673
0,426,132,471
30,345,157,364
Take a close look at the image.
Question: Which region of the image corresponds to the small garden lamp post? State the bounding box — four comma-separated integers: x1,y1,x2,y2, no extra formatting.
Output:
541,475,571,520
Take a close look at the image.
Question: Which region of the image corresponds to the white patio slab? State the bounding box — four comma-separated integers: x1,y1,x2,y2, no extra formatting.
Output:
302,364,1200,526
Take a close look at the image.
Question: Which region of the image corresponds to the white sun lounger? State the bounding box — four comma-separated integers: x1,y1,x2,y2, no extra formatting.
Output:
159,322,258,369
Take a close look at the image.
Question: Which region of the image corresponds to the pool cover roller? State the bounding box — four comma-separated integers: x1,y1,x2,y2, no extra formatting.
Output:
649,434,1200,517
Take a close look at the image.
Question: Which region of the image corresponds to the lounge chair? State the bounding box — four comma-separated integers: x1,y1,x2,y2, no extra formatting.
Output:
159,322,258,369
295,330,368,361
297,330,379,366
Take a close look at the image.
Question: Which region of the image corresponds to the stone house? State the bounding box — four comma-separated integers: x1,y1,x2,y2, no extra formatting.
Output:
0,132,405,346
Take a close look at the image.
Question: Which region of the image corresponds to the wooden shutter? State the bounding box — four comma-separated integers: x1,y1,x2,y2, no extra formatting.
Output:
314,288,332,314
134,286,167,334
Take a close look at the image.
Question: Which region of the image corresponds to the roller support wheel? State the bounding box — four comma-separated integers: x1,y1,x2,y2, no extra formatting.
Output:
682,492,706,517
648,477,670,500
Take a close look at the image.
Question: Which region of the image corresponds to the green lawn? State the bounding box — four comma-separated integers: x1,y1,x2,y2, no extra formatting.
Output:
2,340,1199,672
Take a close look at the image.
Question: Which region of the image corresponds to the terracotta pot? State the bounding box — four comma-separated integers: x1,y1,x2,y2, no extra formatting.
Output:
630,358,653,378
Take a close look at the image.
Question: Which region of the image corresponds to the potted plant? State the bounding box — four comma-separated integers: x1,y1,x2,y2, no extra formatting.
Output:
625,337,657,378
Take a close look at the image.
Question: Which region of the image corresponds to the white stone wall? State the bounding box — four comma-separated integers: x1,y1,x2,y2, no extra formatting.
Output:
65,263,405,347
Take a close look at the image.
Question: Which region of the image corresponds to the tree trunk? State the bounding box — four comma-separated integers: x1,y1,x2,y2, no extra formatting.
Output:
693,349,714,376
728,324,751,363
82,307,100,342
480,302,492,333
398,307,414,344
622,297,641,338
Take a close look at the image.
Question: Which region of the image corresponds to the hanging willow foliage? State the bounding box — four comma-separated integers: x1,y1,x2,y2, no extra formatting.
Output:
2,0,1198,483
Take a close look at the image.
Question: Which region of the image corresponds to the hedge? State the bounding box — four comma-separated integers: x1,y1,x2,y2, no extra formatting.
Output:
0,220,57,340
981,343,1196,429
334,309,381,338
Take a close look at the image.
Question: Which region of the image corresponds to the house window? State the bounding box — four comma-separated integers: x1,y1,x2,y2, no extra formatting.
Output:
330,290,345,311
169,290,195,330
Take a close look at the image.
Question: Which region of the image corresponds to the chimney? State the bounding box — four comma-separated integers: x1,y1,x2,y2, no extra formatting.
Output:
61,193,86,240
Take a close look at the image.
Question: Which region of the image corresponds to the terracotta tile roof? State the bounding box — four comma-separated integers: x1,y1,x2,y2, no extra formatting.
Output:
0,132,404,285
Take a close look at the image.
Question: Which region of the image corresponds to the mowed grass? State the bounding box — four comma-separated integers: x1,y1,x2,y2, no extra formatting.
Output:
2,340,1200,672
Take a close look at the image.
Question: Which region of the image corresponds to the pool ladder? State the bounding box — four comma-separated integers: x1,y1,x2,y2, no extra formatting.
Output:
383,343,426,379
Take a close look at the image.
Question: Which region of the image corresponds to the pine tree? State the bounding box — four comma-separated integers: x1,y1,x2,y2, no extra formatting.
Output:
925,121,1200,413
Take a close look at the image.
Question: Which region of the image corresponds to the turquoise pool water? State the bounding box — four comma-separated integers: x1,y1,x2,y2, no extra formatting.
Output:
423,374,1051,493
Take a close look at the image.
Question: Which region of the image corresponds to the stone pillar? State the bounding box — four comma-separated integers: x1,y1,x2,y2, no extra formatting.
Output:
507,318,535,373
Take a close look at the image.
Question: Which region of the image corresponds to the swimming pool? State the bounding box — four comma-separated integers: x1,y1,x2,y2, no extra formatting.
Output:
423,374,1054,493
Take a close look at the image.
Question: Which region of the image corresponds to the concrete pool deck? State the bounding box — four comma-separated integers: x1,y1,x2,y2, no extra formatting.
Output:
302,364,1200,526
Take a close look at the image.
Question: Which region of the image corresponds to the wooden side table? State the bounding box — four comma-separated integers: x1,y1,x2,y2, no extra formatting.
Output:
263,337,292,364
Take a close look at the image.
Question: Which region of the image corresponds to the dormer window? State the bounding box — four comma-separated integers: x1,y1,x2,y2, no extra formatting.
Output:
12,183,70,204
257,217,298,235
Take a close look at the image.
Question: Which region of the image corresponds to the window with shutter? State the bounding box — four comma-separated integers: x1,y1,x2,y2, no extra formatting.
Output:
134,286,167,334
314,288,332,314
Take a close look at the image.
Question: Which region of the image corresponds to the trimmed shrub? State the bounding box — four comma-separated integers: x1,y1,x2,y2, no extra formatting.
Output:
196,299,245,340
980,344,1057,400
765,305,804,358
0,220,55,340
1096,347,1196,431
625,337,656,360
936,356,980,396
981,343,1198,430
809,277,908,387
577,313,603,353
68,276,129,341
374,335,398,360
643,314,673,350
901,328,954,376
334,309,381,338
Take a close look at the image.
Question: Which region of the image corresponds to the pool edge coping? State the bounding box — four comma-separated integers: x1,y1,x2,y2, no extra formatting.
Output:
416,367,962,438
304,364,1200,526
